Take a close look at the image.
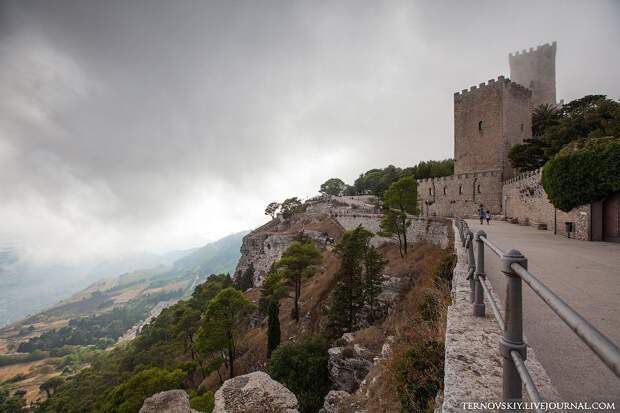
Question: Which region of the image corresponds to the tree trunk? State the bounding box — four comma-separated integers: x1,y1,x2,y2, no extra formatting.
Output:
293,279,301,322
228,345,235,378
401,211,408,255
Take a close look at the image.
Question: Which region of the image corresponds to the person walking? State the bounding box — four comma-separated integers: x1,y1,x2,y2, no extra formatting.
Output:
486,209,491,225
478,204,485,224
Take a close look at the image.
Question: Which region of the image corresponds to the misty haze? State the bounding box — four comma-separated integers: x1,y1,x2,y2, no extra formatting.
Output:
1,1,619,412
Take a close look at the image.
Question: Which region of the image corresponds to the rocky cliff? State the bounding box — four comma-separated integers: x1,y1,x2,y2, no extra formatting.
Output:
234,196,449,287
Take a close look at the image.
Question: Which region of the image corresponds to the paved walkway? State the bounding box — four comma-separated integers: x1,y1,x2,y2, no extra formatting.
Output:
465,219,620,401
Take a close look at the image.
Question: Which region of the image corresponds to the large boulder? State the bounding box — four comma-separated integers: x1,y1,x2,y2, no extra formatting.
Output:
327,346,372,393
213,371,299,413
318,390,356,413
139,390,198,413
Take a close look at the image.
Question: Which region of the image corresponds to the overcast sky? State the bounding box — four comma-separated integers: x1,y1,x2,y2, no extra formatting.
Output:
1,0,619,267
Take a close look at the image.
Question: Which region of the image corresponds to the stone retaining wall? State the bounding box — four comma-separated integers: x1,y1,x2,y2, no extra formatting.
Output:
502,169,590,240
332,210,449,249
442,221,559,411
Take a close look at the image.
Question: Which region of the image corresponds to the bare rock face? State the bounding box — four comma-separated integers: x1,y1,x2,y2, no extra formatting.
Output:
213,371,299,413
318,390,357,413
139,390,198,413
327,346,372,393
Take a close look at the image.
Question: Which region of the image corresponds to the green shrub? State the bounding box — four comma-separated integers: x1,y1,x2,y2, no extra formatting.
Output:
397,339,445,413
190,391,214,412
419,290,440,323
268,335,331,413
542,137,620,212
102,367,187,413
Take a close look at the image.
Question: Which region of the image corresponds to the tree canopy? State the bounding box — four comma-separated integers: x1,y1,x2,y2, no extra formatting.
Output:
280,197,305,219
198,287,256,378
265,202,280,219
268,335,331,413
276,240,322,322
352,160,453,198
542,136,620,211
509,95,620,172
319,178,348,196
381,175,418,256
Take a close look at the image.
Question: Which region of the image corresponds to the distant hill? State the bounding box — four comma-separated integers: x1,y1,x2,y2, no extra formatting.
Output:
173,231,249,275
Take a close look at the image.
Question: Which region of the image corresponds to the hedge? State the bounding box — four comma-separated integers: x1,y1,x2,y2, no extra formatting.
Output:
542,137,620,212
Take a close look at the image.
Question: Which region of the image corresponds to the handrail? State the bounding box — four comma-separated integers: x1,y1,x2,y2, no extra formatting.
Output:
511,350,543,406
480,235,503,257
512,263,620,377
453,217,620,404
479,277,505,331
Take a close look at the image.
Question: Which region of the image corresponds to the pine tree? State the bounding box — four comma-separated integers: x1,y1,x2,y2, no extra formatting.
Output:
327,226,373,337
277,241,322,322
259,267,287,358
235,263,255,291
364,245,386,322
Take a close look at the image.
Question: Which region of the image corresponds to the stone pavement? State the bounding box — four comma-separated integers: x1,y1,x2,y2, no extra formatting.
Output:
465,219,620,401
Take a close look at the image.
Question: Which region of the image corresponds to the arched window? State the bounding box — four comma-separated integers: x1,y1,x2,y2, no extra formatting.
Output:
477,184,481,194
520,123,524,133
428,188,432,196
443,186,447,195
459,185,463,195
478,120,484,132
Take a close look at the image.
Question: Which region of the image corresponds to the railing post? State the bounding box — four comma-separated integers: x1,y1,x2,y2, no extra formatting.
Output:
473,230,486,317
500,249,528,402
466,231,476,303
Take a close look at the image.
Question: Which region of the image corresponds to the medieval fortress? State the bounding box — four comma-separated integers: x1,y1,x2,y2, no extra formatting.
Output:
417,42,601,241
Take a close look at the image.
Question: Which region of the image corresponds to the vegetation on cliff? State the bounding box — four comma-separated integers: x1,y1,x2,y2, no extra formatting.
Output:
327,227,386,338
542,136,620,212
35,274,235,412
267,335,330,413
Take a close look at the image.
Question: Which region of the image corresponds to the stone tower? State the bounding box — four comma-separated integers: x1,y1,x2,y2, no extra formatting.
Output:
509,42,557,109
453,76,532,179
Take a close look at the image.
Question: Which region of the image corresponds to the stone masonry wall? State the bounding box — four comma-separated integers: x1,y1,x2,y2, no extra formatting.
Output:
502,169,591,240
417,171,503,218
331,208,450,249
453,76,532,179
509,42,557,109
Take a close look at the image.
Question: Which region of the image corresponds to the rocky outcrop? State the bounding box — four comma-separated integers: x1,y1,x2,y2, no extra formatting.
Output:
319,390,357,413
213,371,299,413
327,344,373,393
139,390,198,413
234,217,331,286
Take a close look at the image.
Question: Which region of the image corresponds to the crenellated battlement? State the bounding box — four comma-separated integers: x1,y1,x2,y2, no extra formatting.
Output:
509,41,556,59
417,170,502,184
503,168,542,185
454,75,531,99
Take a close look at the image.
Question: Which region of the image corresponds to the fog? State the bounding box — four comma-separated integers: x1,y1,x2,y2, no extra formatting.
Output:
1,0,619,268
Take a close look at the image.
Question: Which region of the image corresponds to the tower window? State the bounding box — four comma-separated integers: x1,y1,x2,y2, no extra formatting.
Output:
443,186,447,195
477,185,481,194
459,185,463,195
520,123,524,133
428,188,432,196
478,121,484,132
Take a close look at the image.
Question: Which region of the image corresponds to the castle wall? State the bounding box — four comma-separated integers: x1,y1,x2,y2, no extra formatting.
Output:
502,169,591,240
509,42,557,109
417,171,503,219
453,77,532,179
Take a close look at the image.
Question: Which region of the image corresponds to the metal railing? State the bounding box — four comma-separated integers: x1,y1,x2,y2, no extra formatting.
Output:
454,217,620,407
